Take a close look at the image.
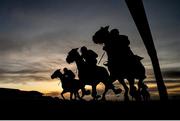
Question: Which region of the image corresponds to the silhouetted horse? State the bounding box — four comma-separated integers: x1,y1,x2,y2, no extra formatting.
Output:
51,69,87,100
66,48,121,100
93,26,147,101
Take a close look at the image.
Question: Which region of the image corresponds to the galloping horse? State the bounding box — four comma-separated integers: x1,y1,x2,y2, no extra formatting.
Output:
51,69,87,100
66,48,121,100
93,26,147,100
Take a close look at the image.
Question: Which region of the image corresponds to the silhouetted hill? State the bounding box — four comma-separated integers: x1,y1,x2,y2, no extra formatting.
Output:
0,88,43,99
0,88,179,119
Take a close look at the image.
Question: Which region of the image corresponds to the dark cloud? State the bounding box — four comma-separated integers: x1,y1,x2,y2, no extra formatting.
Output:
0,68,48,75
0,0,180,86
0,55,66,84
163,70,180,79
0,38,26,53
0,74,50,84
148,84,180,93
145,80,180,84
142,0,180,67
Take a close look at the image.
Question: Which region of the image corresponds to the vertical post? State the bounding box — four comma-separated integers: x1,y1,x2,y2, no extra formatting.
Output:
125,0,168,100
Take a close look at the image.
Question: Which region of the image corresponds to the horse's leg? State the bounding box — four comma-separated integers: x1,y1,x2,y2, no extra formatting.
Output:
74,91,77,100
101,80,110,100
76,89,84,101
101,78,121,100
74,92,77,100
70,92,73,100
76,91,81,100
78,81,86,98
106,79,122,95
128,78,136,100
92,84,97,100
138,79,144,91
117,78,129,101
137,79,144,101
80,85,86,98
128,78,141,101
74,90,80,100
61,90,66,100
101,83,109,100
127,78,135,96
92,84,99,100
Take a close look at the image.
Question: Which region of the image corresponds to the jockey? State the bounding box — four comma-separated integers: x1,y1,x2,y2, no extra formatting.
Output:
63,68,75,81
80,46,122,95
80,46,98,71
102,29,135,79
63,67,88,96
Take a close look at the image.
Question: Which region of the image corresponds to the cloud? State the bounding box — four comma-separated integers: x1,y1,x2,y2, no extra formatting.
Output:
0,0,180,87
0,38,26,53
162,70,180,79
0,68,47,75
0,53,69,84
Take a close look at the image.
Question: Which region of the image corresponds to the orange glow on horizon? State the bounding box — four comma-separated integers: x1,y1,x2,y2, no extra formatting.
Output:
0,78,180,100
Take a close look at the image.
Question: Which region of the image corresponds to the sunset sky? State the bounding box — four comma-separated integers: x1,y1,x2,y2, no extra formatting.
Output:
0,0,180,100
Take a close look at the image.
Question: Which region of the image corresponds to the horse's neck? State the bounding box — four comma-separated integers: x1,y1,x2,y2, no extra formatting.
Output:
74,57,85,71
58,74,64,82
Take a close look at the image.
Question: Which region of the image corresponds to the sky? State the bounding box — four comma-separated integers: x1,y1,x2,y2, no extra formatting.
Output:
0,0,180,100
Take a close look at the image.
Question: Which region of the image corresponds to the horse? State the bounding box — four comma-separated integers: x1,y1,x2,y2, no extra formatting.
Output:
92,26,148,101
66,48,122,100
51,69,88,100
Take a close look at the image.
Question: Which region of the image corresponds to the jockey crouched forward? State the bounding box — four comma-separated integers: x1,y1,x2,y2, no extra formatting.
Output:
63,68,89,97
80,46,122,95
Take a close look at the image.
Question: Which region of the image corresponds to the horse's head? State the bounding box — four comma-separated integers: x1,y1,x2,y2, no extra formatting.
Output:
51,69,63,79
66,48,80,64
92,26,110,44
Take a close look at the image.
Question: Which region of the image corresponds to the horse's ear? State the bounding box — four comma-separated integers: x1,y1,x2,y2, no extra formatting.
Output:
71,48,78,51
